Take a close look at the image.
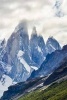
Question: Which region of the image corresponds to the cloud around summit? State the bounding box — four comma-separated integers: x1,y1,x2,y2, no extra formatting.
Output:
0,0,67,46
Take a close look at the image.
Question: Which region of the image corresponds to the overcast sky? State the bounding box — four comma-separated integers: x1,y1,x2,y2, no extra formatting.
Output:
0,0,67,46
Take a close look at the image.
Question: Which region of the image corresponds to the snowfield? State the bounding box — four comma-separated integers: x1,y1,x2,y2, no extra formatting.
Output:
0,74,17,98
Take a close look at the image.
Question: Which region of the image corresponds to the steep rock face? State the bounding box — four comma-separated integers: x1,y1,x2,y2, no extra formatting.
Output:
0,39,6,60
6,21,29,64
46,37,61,54
29,45,67,79
30,27,46,67
1,25,45,82
44,57,67,85
0,39,6,78
3,21,32,82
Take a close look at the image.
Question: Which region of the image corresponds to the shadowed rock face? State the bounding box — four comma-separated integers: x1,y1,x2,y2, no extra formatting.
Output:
30,29,46,67
2,23,47,82
46,37,61,54
44,57,67,85
1,49,67,100
29,45,67,79
5,21,31,82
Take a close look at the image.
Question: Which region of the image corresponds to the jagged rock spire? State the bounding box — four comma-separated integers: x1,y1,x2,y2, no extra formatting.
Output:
15,20,28,34
32,26,37,35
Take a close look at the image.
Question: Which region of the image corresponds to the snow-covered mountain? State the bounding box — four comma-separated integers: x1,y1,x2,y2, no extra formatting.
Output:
0,20,63,98
46,37,61,54
30,27,46,67
0,20,62,98
1,55,67,100
4,21,32,82
29,45,67,79
0,21,61,83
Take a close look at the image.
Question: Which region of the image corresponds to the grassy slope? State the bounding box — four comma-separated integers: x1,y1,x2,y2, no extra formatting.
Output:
18,80,67,100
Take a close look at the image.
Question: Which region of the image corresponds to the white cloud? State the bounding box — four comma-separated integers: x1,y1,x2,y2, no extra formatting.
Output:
0,0,67,46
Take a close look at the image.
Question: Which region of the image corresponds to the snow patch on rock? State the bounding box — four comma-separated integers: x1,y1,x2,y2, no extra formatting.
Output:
31,66,38,70
17,50,31,73
0,75,12,98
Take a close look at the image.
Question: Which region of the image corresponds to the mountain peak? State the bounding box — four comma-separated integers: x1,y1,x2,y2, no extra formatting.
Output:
46,36,61,53
32,26,37,35
0,39,6,48
47,36,58,43
30,26,38,39
62,45,67,51
14,20,28,34
47,36,54,40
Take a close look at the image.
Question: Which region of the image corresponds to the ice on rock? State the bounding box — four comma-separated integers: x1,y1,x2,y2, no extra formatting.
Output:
17,50,24,57
17,50,31,73
31,66,38,71
0,75,13,98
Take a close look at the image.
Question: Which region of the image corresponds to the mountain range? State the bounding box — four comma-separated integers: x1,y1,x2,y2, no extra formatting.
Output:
29,45,67,79
0,21,61,83
0,20,66,99
1,45,67,100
